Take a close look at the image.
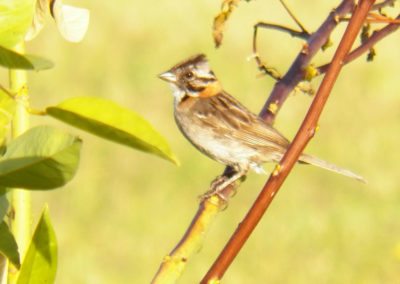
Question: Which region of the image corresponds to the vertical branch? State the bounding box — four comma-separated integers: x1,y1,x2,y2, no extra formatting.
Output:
201,0,376,282
8,42,32,283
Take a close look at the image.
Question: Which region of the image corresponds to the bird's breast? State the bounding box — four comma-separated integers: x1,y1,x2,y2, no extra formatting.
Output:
174,106,261,166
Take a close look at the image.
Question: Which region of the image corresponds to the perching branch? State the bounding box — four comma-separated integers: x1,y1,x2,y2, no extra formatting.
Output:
151,1,394,283
152,1,354,283
151,196,226,284
151,168,241,284
201,1,376,282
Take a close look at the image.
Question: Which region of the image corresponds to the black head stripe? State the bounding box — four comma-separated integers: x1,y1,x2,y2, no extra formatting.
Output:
171,54,207,71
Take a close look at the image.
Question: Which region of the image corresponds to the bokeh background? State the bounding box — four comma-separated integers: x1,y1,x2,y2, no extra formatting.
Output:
12,0,400,283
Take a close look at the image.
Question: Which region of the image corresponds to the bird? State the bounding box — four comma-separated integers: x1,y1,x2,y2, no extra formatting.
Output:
159,53,365,193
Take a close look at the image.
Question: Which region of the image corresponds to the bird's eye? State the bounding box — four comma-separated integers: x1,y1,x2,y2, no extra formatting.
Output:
184,71,194,79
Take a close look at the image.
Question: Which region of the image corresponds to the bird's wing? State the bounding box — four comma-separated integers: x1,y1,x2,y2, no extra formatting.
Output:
192,91,290,150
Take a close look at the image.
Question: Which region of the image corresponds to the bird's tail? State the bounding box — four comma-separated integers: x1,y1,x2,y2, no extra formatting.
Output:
299,153,366,183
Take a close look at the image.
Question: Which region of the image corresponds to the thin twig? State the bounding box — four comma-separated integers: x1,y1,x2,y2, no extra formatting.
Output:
372,0,396,10
279,0,309,34
367,12,400,23
254,22,310,39
252,22,309,80
201,1,376,282
259,0,356,125
341,14,400,23
318,13,400,74
252,0,311,80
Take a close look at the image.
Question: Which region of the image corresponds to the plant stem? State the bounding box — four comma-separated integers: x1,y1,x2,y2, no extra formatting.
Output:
7,42,32,283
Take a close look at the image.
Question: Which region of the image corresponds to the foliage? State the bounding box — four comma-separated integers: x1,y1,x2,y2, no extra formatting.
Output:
16,206,57,284
0,0,177,283
0,45,53,70
0,126,82,189
0,221,20,269
47,96,178,164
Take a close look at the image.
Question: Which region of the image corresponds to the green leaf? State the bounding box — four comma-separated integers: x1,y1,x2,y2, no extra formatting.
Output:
0,189,8,220
0,0,35,48
46,96,179,164
17,205,57,284
0,87,16,145
0,125,82,190
0,221,20,268
0,45,54,70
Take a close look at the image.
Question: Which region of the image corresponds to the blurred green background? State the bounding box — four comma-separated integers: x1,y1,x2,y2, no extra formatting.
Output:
11,0,400,283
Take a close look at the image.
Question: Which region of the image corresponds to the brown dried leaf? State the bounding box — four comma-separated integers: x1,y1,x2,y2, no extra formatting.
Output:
24,0,90,42
25,0,49,41
213,0,240,47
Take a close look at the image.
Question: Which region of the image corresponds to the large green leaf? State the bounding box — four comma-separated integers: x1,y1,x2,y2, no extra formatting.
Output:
0,221,20,268
0,45,54,70
46,96,179,164
0,0,35,48
0,189,8,220
0,87,16,145
17,205,57,284
0,125,82,190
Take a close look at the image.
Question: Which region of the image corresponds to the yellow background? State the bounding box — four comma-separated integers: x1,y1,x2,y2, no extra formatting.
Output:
14,1,400,283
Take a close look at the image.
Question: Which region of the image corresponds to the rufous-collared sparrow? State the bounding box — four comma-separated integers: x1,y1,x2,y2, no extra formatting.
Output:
159,54,365,193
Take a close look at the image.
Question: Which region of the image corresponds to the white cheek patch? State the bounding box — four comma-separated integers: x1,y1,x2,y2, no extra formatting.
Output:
169,83,201,105
195,69,214,80
169,83,185,102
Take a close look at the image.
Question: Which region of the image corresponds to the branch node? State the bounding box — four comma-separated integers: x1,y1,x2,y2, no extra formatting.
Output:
15,85,28,98
308,125,319,138
295,82,315,96
321,37,334,51
272,164,281,177
267,102,279,115
332,9,341,23
208,278,221,284
163,255,171,262
301,43,310,54
303,64,320,81
207,195,225,207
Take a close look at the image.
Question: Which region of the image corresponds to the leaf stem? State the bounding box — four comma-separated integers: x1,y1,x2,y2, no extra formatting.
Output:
7,42,32,283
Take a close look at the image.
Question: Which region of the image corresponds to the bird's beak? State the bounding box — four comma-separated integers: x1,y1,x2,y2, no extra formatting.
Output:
158,71,177,83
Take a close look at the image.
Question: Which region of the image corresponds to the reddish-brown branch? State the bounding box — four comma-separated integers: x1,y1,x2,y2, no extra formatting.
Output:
372,0,395,10
318,13,400,74
259,0,356,124
201,1,376,282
